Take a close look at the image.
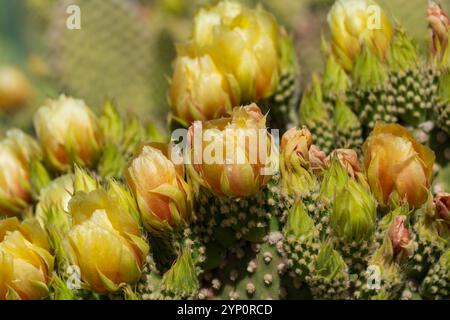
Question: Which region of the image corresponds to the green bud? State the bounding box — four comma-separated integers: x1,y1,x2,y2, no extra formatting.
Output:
284,200,316,239
162,246,199,299
35,174,74,229
320,156,349,201
146,122,166,144
50,274,77,300
37,176,74,272
331,179,377,242
315,242,348,282
280,30,300,76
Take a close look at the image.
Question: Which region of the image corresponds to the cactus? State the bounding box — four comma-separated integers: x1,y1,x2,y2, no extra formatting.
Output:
296,0,450,165
1,0,450,302
46,0,169,118
420,249,450,299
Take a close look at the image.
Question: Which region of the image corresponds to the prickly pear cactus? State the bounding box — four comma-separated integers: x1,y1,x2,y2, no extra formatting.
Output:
1,0,450,302
47,0,169,118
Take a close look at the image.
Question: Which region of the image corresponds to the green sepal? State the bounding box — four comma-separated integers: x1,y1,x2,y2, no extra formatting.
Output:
323,54,350,95
319,156,349,201
299,74,329,124
162,246,199,299
73,165,100,193
99,100,124,146
50,273,76,300
29,157,52,199
97,144,126,179
333,98,360,133
279,29,300,77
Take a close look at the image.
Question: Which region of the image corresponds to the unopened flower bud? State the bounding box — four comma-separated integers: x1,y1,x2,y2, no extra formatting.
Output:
326,149,361,179
428,1,450,65
331,179,377,242
434,193,450,224
0,217,53,300
170,46,236,124
388,215,414,259
327,0,393,71
187,104,276,198
126,144,192,233
280,127,321,196
363,122,435,208
34,95,103,172
64,190,148,293
0,129,41,216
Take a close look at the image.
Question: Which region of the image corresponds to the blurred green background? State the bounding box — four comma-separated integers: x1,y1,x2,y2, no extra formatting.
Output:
1,0,448,135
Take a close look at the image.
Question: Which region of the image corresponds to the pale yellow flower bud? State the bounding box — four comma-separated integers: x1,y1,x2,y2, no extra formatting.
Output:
327,0,393,71
170,47,236,124
0,130,41,216
64,190,148,294
192,1,280,102
0,217,53,300
187,104,276,198
34,95,103,172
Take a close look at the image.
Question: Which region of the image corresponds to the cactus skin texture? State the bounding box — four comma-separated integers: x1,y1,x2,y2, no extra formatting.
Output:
420,249,450,299
200,232,290,300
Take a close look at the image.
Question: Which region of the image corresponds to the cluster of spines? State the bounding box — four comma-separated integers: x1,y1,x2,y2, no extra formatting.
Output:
420,250,450,300
199,233,288,300
406,223,447,279
266,70,301,131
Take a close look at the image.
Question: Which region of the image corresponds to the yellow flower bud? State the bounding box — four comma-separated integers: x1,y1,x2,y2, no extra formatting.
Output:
326,149,361,179
327,0,393,71
192,1,280,102
64,190,148,294
0,217,53,300
34,95,103,172
215,6,280,101
187,103,276,198
0,130,41,216
363,123,435,208
126,144,192,233
0,67,31,112
193,1,244,47
170,46,236,124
